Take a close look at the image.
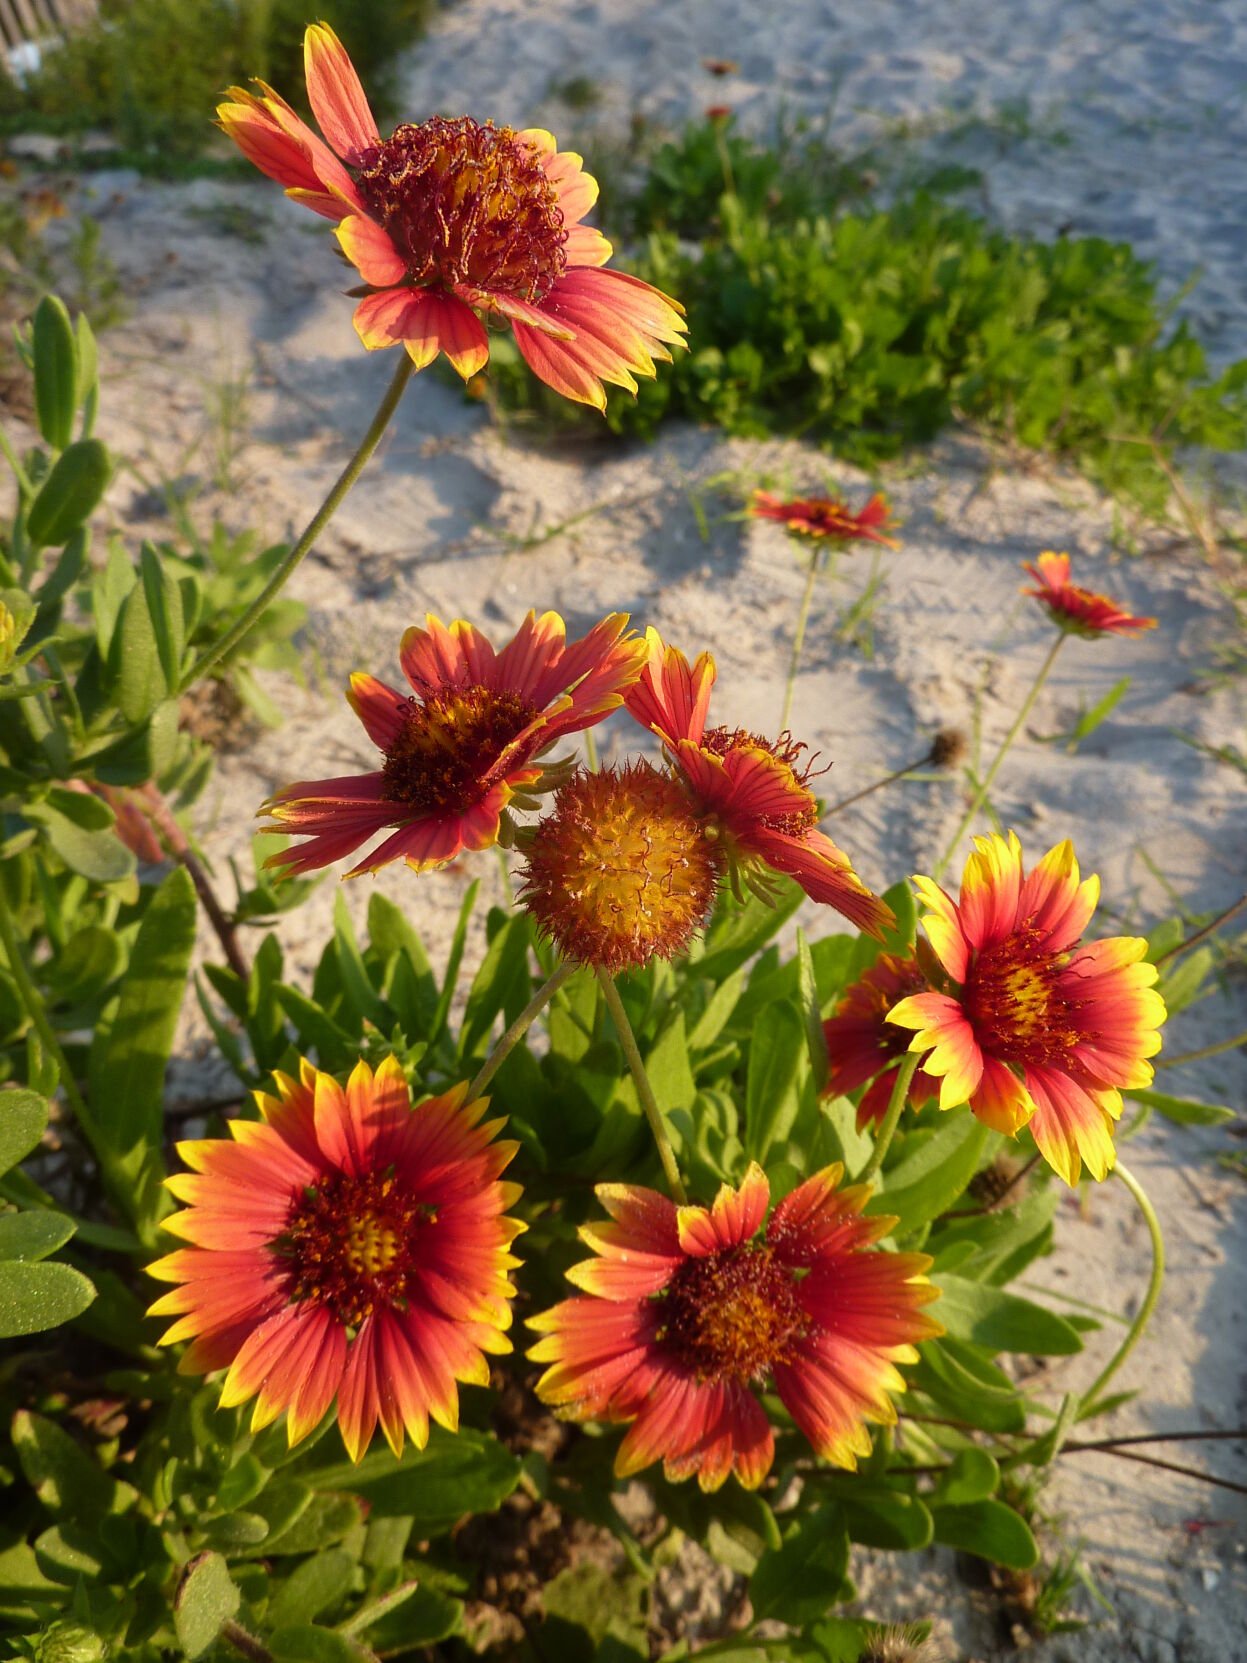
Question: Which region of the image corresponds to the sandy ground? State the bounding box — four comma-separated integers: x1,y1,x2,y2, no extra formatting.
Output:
4,0,1246,1656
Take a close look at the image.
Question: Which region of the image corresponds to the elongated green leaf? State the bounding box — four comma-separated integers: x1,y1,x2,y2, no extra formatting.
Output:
875,877,917,958
267,1548,356,1627
332,891,389,1030
87,867,196,1222
26,439,111,549
11,1409,133,1515
796,929,828,1090
175,1551,241,1660
841,1489,932,1550
33,295,77,451
140,542,186,691
0,1260,95,1337
931,1499,1038,1569
0,1209,75,1262
269,1627,376,1663
431,879,479,1040
744,999,806,1165
749,1504,849,1627
459,912,532,1061
1128,1088,1235,1127
695,879,804,982
0,1089,48,1174
930,1274,1083,1355
108,583,166,724
647,1013,696,1120
310,1427,520,1531
75,312,98,412
868,1115,990,1233
25,801,135,883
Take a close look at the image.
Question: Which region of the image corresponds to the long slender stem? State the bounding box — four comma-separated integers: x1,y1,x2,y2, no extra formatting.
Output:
1157,1029,1247,1069
859,1052,919,1187
1082,1161,1164,1414
596,968,686,1202
221,1621,274,1663
1154,894,1247,965
140,786,250,981
779,547,821,732
468,961,578,1100
823,752,929,818
933,632,1065,881
178,356,414,694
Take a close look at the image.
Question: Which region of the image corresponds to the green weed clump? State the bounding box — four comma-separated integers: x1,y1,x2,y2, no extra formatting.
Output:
0,0,432,165
486,119,1247,514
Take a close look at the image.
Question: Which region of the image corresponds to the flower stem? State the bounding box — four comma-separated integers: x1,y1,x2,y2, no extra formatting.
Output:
596,968,687,1203
1081,1161,1164,1415
823,751,930,818
859,1051,919,1187
178,355,414,694
933,631,1065,881
779,547,821,732
140,785,249,981
468,960,578,1100
1153,893,1247,965
221,1621,273,1663
1157,1029,1247,1068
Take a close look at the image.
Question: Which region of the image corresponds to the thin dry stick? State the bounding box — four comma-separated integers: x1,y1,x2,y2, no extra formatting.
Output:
1153,893,1247,966
140,786,249,981
823,752,930,818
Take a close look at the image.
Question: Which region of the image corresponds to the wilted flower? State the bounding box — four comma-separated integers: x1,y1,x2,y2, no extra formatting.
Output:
520,761,721,971
823,952,940,1129
218,25,686,408
261,610,645,878
531,1163,940,1490
888,833,1167,1185
148,1056,521,1460
751,489,898,547
624,630,892,936
1021,551,1156,638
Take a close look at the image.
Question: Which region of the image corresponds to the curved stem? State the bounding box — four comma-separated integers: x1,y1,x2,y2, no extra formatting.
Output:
933,631,1065,881
0,880,96,1143
859,1051,919,1187
779,547,821,733
1153,894,1247,966
178,355,414,694
1082,1161,1165,1414
1157,1028,1247,1069
468,960,578,1100
596,968,687,1203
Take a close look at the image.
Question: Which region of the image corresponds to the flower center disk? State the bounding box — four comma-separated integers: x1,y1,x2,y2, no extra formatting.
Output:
277,1170,433,1327
382,685,539,815
964,929,1078,1065
657,1245,806,1384
356,116,569,302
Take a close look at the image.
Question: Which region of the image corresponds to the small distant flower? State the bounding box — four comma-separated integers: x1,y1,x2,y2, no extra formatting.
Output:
261,610,645,878
1021,551,1156,638
888,833,1167,1185
823,953,940,1130
702,57,740,76
148,1056,521,1460
705,105,734,122
530,1163,940,1490
751,489,899,548
520,761,721,972
218,24,686,409
624,630,893,937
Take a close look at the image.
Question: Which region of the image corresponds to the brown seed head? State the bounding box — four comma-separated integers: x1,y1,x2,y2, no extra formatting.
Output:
929,728,967,769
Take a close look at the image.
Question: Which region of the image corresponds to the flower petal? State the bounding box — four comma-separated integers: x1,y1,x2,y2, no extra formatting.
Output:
304,22,379,164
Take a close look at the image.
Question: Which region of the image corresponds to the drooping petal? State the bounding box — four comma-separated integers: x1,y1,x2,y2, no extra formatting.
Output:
303,22,379,165
336,215,408,287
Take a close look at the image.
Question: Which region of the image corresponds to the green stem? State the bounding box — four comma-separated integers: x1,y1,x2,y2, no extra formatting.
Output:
1153,893,1247,965
933,631,1065,881
596,968,687,1203
178,355,414,694
1082,1161,1164,1414
1157,1028,1247,1069
468,960,578,1100
859,1051,919,1187
779,547,821,732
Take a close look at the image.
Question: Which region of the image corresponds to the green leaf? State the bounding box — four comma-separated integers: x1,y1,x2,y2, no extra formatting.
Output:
310,1427,521,1531
1127,1089,1235,1127
269,1626,377,1663
87,866,196,1222
26,439,111,549
0,1259,95,1337
344,1585,459,1648
0,1089,48,1174
876,878,917,958
930,1274,1083,1355
931,1499,1038,1569
459,912,532,1060
431,879,480,1040
174,1551,241,1660
796,929,828,1091
331,891,389,1030
929,1447,1000,1507
0,1209,75,1262
11,1409,133,1515
33,295,78,451
841,1489,933,1550
868,1115,991,1234
744,999,806,1165
215,1453,270,1513
259,1491,363,1556
695,880,805,983
139,542,186,691
25,801,135,884
647,1013,696,1121
75,312,99,411
267,1548,357,1627
749,1504,849,1627
108,582,168,724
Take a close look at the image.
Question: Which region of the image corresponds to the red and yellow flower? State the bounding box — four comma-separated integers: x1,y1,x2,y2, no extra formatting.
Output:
750,489,898,547
261,610,645,878
1021,551,1156,638
624,630,892,937
823,953,940,1130
147,1056,522,1460
531,1164,940,1489
217,25,686,408
888,833,1167,1185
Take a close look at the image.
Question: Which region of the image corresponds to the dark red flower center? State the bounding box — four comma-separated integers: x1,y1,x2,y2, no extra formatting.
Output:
963,928,1079,1066
700,725,821,834
381,685,540,816
276,1170,435,1327
355,116,569,302
655,1244,807,1384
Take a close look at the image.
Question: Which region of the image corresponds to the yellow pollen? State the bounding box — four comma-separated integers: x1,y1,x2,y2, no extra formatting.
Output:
343,1212,401,1278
